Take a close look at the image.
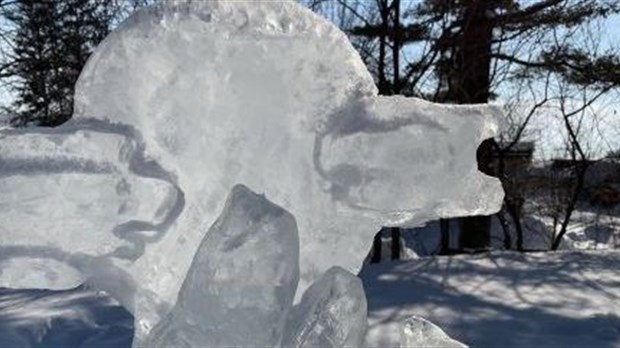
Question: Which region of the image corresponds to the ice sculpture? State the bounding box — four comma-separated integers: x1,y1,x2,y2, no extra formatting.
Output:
143,185,299,347
143,185,367,348
282,266,367,347
400,316,467,348
0,0,504,341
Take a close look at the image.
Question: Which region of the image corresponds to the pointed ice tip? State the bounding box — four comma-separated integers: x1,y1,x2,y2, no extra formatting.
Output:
282,265,367,348
227,184,267,206
224,184,288,224
400,316,468,348
229,183,254,197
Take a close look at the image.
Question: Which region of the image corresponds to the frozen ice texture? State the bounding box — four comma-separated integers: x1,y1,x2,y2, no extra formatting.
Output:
0,0,504,340
400,316,467,348
142,184,299,347
282,266,367,348
143,185,367,348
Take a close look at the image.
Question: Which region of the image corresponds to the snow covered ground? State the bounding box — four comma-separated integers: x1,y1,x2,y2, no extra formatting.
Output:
1,250,619,347
400,210,620,257
361,250,620,348
0,285,132,347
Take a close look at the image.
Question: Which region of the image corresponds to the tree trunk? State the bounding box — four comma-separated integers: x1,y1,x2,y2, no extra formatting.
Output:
551,163,588,250
391,0,401,93
440,218,450,254
391,227,401,260
506,200,524,251
371,232,382,263
377,0,389,94
454,0,494,250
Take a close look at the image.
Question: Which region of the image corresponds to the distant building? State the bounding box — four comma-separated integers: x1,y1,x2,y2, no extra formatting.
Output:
492,141,535,173
457,141,535,252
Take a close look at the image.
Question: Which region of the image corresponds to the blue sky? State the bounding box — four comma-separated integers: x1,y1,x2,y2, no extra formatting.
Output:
607,15,620,44
529,13,620,159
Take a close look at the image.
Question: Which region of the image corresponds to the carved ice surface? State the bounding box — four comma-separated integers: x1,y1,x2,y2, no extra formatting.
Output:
143,185,367,348
282,266,367,347
0,0,504,340
400,316,467,348
142,184,299,347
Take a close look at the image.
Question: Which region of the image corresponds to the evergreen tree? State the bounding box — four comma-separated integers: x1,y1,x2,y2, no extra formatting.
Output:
6,0,112,127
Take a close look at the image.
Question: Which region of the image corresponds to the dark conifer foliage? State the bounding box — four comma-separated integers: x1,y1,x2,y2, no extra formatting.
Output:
4,0,112,127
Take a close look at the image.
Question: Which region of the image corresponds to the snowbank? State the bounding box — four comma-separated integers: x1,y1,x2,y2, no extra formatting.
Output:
361,250,620,347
